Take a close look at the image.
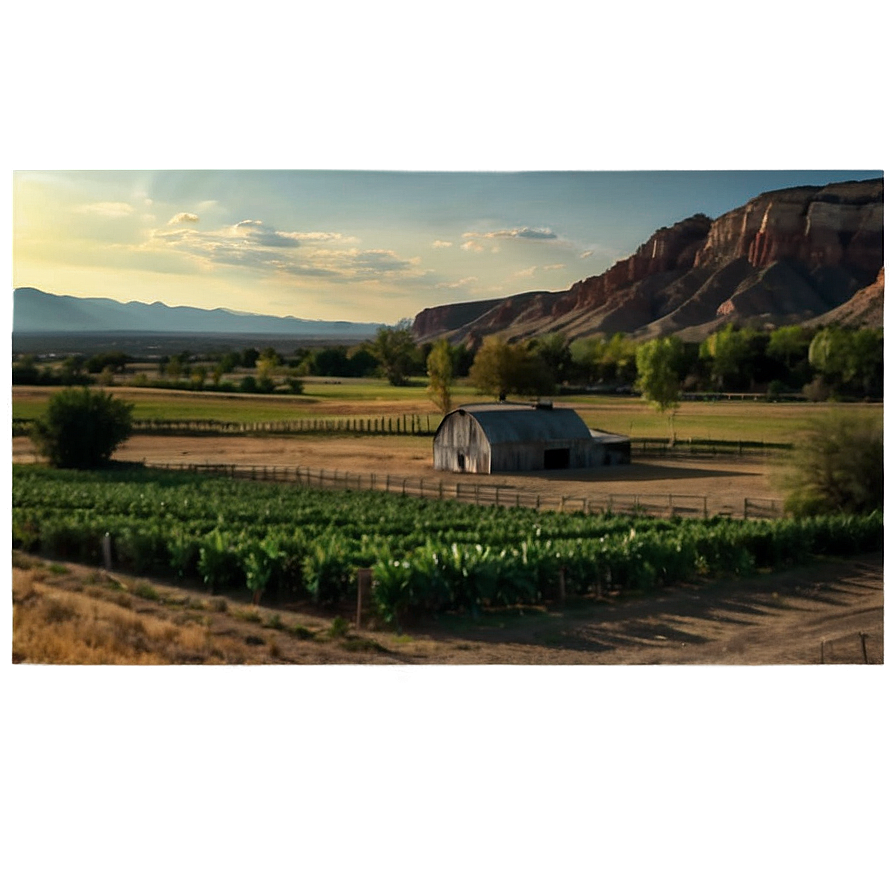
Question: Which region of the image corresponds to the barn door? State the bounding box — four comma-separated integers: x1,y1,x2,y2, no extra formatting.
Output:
544,448,570,470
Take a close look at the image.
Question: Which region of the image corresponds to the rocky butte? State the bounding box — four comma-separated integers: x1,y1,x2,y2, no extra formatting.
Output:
411,177,883,346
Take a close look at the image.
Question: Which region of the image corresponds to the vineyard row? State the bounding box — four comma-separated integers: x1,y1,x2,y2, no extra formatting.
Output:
12,465,881,624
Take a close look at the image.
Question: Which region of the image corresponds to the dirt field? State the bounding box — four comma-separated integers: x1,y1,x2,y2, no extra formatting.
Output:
12,551,883,664
14,433,787,517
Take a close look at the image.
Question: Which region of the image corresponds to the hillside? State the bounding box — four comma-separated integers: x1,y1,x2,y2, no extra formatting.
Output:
412,177,884,345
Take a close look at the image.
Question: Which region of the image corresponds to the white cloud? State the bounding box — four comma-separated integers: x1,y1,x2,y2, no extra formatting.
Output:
147,219,425,285
168,212,200,225
436,276,478,289
462,226,558,241
580,250,594,259
461,240,485,253
432,240,453,249
543,263,565,271
512,266,538,279
79,201,134,218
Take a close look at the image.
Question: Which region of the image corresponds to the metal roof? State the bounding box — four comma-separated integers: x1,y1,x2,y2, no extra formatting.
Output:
445,402,594,444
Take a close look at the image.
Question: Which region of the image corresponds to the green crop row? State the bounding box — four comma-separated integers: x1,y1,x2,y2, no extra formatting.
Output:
12,465,883,623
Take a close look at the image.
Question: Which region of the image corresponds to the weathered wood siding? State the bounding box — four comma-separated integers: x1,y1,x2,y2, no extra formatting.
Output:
432,410,492,472
433,404,631,474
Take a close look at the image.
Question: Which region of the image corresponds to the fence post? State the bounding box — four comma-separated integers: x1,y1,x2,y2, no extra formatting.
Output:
744,498,748,519
703,495,708,519
102,533,112,571
356,568,372,629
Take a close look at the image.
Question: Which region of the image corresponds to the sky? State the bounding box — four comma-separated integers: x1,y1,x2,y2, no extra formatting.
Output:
12,169,882,325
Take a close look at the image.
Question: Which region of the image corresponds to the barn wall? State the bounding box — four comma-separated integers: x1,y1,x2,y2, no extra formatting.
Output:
490,439,596,472
433,413,491,473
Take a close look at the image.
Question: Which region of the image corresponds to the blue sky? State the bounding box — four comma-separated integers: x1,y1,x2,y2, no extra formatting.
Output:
13,169,881,324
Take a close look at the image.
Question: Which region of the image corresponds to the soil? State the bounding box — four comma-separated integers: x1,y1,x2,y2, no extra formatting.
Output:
12,552,883,664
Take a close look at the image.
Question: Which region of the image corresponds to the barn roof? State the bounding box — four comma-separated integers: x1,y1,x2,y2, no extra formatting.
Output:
444,402,594,444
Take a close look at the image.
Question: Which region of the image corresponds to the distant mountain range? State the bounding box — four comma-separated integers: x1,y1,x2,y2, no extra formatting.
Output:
13,176,884,352
412,177,884,345
12,288,384,339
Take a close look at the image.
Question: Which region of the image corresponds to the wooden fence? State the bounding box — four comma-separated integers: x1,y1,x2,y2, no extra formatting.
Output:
12,415,793,458
145,461,784,520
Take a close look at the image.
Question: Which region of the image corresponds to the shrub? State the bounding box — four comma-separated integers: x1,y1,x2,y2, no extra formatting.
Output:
31,388,133,469
784,413,884,516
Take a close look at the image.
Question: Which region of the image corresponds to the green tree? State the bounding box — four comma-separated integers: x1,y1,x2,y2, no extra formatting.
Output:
784,412,883,516
767,325,811,369
530,332,574,384
469,337,554,399
31,388,133,469
635,336,684,442
700,324,751,391
370,324,416,386
809,327,883,398
426,339,455,414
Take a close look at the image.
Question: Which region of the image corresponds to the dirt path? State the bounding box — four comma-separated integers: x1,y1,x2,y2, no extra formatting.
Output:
12,552,883,664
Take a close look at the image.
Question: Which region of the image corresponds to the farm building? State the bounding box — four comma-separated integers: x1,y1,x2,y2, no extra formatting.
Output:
433,401,630,474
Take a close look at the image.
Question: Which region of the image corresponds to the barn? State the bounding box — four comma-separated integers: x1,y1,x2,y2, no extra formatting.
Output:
433,401,630,474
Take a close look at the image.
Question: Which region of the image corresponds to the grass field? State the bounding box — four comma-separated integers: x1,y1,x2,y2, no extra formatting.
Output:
12,381,883,444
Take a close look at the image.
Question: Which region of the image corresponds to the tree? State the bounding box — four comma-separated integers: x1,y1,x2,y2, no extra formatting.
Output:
700,324,751,391
784,412,883,516
469,337,554,399
767,325,811,369
530,333,573,384
426,339,454,414
370,324,416,386
635,336,684,442
809,327,883,398
31,388,133,469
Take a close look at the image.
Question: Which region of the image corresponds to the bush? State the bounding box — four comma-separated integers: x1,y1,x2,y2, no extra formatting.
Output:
31,388,133,469
784,413,884,516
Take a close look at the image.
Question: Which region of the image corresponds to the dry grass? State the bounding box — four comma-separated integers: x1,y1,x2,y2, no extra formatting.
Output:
12,567,254,664
13,555,249,665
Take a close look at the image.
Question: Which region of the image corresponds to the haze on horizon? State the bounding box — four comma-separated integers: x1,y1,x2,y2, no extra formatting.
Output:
13,169,881,326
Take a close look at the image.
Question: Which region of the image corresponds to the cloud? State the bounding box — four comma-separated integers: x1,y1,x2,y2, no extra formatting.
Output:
148,219,426,286
79,201,134,218
580,250,594,259
432,240,453,249
462,226,558,241
461,240,485,253
168,212,199,225
512,266,538,279
543,263,565,271
436,276,478,289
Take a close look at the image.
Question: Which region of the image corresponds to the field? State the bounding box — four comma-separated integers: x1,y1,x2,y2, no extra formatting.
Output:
11,381,885,441
10,382,885,664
